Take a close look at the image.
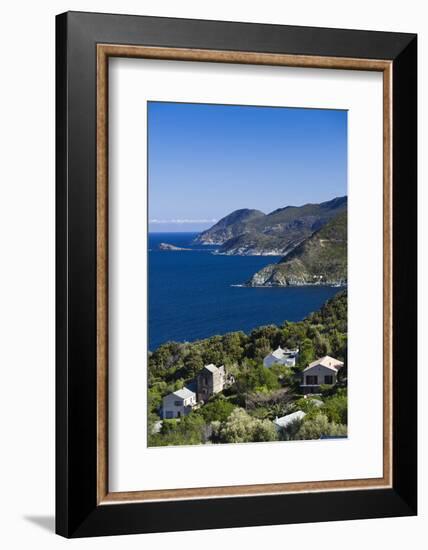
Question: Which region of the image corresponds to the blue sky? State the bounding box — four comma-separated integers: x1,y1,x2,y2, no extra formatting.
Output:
148,101,347,232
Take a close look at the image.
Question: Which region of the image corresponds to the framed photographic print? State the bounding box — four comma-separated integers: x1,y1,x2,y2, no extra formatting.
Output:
56,11,417,538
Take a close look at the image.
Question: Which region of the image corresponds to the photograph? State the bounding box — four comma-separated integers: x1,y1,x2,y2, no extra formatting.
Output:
0,2,420,544
51,7,417,540
147,101,348,446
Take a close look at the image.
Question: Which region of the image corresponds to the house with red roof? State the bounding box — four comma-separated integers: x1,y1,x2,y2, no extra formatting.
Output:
300,356,344,394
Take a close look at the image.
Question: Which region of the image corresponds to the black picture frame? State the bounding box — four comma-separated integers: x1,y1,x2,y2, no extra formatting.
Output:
56,11,417,538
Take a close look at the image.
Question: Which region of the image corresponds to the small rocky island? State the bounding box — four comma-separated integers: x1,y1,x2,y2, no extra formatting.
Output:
158,242,191,251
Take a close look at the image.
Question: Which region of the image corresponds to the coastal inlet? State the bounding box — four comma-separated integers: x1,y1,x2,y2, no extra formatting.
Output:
149,232,342,351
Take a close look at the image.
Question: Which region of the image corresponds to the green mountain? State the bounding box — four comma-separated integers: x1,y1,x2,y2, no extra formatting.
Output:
194,196,347,256
193,208,265,246
247,212,347,287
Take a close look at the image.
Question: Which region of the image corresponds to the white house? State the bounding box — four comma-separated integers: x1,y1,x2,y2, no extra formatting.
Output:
162,387,197,419
300,356,344,394
273,410,306,432
263,346,299,368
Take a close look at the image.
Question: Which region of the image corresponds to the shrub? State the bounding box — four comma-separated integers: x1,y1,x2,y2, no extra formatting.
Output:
149,413,207,447
322,391,348,424
293,414,347,440
292,397,323,415
197,397,236,423
237,364,281,394
214,408,277,444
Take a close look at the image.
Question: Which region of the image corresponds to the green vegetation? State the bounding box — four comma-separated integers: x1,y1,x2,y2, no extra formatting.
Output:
149,414,207,447
212,408,278,443
194,196,347,256
248,212,347,286
290,414,347,440
236,361,282,394
322,389,348,425
148,291,348,447
197,396,237,423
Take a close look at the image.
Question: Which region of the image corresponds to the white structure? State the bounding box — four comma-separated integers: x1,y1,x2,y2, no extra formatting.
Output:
300,356,344,394
273,410,306,432
151,421,163,434
263,346,299,368
162,387,197,419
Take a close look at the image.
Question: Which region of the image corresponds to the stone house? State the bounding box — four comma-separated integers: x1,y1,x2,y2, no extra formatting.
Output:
300,356,344,394
263,346,299,368
196,364,226,402
162,387,197,419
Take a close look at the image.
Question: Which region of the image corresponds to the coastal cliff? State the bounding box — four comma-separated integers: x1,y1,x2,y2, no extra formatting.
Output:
193,208,265,246
194,196,347,256
247,212,347,287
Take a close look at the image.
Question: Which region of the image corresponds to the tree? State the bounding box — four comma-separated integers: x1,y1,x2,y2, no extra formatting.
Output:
149,413,206,447
252,336,272,362
147,380,168,414
330,329,346,358
292,396,323,416
214,408,277,443
197,397,236,423
297,338,315,369
252,419,278,442
223,332,245,363
322,391,348,424
270,363,293,384
201,335,224,365
182,349,204,379
313,329,331,357
236,363,280,394
149,341,184,373
293,414,347,440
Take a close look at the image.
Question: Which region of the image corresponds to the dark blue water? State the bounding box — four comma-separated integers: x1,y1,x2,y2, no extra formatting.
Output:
148,233,340,351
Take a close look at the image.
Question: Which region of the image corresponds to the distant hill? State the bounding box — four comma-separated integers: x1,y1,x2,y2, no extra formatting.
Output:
193,208,265,246
247,212,347,287
194,196,347,256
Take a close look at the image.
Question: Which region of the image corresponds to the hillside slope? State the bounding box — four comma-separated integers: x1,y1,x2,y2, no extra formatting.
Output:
194,196,347,256
247,212,347,286
193,209,265,245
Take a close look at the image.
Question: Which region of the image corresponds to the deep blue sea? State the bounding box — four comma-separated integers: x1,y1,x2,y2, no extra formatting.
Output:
148,233,340,351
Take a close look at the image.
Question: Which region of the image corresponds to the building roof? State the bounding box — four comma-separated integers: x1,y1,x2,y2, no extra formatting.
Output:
271,347,287,359
303,356,344,372
203,363,218,373
172,387,196,400
202,363,224,374
273,410,306,428
267,346,298,360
